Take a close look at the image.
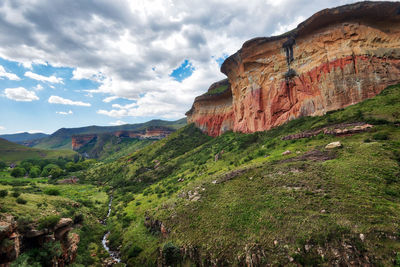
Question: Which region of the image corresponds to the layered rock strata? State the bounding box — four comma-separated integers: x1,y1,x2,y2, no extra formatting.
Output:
187,1,400,136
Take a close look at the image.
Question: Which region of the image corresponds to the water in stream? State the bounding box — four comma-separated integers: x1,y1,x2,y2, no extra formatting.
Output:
102,195,121,263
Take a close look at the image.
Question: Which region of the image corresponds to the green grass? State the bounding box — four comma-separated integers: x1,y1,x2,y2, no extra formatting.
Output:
0,138,76,164
0,174,110,265
202,84,229,96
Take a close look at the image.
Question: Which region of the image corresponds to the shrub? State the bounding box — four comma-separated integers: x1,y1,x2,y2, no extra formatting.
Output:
11,167,26,177
73,213,84,224
16,216,33,233
0,161,6,170
0,189,8,198
11,191,21,198
373,132,389,140
127,245,143,258
29,167,41,178
38,215,61,230
16,197,27,204
162,242,181,265
45,188,61,196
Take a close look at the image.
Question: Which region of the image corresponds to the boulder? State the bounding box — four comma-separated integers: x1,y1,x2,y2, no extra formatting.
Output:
325,141,342,149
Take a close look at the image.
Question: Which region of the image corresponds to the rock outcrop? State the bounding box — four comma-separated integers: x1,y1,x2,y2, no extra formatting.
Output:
0,216,79,266
187,1,400,136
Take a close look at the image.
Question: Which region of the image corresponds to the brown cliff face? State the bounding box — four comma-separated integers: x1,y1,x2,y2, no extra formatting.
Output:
71,134,96,150
187,1,400,136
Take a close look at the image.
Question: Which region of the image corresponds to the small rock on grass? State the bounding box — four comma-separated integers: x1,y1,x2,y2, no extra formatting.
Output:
325,141,342,149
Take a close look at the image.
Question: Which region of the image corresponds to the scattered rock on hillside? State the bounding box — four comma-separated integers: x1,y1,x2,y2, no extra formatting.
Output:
282,150,292,155
325,141,342,149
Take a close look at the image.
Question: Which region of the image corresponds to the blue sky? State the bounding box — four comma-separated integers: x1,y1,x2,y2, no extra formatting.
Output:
0,57,194,134
0,0,369,134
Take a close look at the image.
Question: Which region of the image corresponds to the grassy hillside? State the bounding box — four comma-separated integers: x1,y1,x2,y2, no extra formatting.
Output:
0,138,76,164
34,118,186,150
0,175,109,265
84,84,400,266
77,133,153,162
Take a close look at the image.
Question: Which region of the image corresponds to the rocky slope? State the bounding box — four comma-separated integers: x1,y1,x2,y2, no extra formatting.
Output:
0,216,79,266
187,1,400,136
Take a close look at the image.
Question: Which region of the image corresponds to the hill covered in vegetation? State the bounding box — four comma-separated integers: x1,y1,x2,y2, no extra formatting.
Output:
83,84,400,266
33,118,186,150
0,138,76,164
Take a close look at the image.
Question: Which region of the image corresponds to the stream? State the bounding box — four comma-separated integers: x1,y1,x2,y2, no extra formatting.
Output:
102,195,121,263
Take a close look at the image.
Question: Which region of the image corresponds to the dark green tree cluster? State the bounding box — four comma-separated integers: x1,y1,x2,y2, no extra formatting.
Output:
9,157,96,178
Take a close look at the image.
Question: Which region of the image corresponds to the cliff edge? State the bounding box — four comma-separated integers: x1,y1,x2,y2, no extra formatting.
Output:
187,1,400,136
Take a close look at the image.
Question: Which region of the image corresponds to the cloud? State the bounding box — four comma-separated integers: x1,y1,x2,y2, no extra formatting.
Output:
103,96,119,103
34,84,44,91
4,87,39,102
109,120,127,126
0,126,5,131
48,95,91,107
56,110,73,115
0,65,20,80
24,71,63,84
0,0,370,119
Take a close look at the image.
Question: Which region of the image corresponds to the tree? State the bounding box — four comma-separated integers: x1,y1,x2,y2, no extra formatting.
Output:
29,167,41,178
11,167,26,177
41,164,60,177
49,167,63,179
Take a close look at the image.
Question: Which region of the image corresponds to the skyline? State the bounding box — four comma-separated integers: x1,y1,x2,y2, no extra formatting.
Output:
0,0,388,134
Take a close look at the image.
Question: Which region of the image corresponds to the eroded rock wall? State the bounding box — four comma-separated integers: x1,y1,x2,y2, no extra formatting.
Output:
187,1,400,136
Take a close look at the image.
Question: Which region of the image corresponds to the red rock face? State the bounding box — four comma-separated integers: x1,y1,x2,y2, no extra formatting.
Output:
71,134,96,150
187,1,400,136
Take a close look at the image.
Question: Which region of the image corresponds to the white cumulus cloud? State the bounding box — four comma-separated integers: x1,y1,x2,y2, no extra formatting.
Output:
48,95,91,107
4,87,39,102
109,120,127,126
0,0,373,119
0,65,20,80
56,110,73,115
34,84,44,91
25,71,63,84
103,96,119,103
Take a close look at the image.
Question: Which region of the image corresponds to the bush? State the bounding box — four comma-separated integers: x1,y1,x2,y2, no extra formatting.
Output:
0,161,6,170
38,215,61,230
162,242,181,265
16,216,33,233
29,167,41,178
11,191,21,198
127,245,143,258
16,197,27,204
373,132,389,140
0,189,8,198
44,188,61,196
11,167,26,177
73,213,84,224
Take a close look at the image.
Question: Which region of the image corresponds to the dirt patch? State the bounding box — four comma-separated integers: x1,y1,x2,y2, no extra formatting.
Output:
281,150,336,163
282,122,373,140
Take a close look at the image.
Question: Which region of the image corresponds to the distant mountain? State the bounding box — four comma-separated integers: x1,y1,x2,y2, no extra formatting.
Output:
33,118,187,150
0,132,49,143
0,138,76,164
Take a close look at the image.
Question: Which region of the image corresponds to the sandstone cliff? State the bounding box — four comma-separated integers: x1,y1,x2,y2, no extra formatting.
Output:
187,1,400,136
